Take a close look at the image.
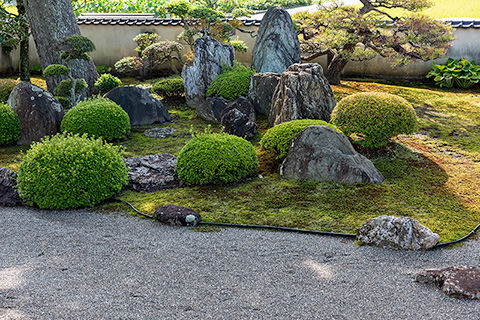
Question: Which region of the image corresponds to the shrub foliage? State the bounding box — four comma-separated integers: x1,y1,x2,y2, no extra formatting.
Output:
17,133,128,209
0,78,18,103
206,62,255,101
0,103,20,146
152,78,184,100
94,73,122,95
331,92,418,148
176,133,258,185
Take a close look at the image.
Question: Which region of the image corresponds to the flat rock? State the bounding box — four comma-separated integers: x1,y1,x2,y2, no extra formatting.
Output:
357,215,439,250
280,125,385,185
0,168,22,206
154,204,201,226
252,6,301,74
269,63,336,126
144,127,175,139
415,266,480,299
248,72,280,116
105,86,171,126
8,82,64,145
123,154,180,193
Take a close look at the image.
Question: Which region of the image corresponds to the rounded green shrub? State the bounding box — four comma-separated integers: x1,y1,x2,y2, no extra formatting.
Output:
331,92,418,148
152,78,184,100
206,62,255,101
43,64,69,77
0,103,20,146
260,119,342,160
61,98,130,141
0,78,18,103
16,133,128,210
53,78,88,98
94,73,122,96
176,133,258,185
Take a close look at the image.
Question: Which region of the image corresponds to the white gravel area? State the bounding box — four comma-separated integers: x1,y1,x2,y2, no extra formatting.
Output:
1,206,479,319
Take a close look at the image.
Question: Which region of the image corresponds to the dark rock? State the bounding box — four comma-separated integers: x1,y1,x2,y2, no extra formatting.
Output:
221,97,255,122
105,86,171,126
221,108,258,140
199,97,231,122
0,168,22,206
269,63,336,127
123,154,180,193
154,204,201,226
248,72,281,115
182,36,235,114
8,82,64,145
357,215,439,250
144,127,175,139
280,125,385,185
252,6,301,74
415,266,480,299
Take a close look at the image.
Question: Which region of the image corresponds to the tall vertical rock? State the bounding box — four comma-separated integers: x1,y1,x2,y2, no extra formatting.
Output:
252,6,301,74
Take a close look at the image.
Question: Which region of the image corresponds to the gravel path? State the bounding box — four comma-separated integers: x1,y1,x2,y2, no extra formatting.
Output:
1,206,479,319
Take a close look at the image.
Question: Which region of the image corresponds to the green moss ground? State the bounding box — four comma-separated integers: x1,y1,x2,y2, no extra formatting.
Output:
1,76,479,242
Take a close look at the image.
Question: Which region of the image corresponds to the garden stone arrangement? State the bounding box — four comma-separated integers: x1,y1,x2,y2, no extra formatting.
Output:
248,72,281,115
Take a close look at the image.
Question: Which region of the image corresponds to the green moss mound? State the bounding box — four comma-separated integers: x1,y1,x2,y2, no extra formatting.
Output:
176,133,258,185
152,78,184,100
0,103,20,146
94,73,122,96
61,98,130,141
17,133,128,209
0,79,18,103
260,119,341,160
331,92,418,148
206,62,255,101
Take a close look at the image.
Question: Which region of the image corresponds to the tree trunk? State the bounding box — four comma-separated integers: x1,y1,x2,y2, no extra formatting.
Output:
17,0,30,81
24,0,98,95
325,54,349,85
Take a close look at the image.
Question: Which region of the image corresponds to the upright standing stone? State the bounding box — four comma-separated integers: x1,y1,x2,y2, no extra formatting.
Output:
8,82,64,145
248,72,281,116
252,6,301,74
182,37,235,117
269,63,336,127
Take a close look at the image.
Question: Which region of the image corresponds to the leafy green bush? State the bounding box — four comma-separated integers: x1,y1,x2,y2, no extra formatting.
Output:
260,119,341,160
96,64,111,74
29,64,43,75
0,103,20,146
17,133,128,210
94,73,122,96
176,133,258,185
206,62,255,101
0,78,18,103
331,92,417,148
61,98,130,141
53,78,87,97
152,78,184,100
426,58,480,89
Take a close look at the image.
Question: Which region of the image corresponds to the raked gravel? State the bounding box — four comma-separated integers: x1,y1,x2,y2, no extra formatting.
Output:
0,206,479,319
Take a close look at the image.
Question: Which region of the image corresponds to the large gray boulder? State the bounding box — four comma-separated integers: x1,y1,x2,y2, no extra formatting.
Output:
123,153,180,193
199,97,231,122
280,126,385,185
252,6,301,74
248,72,281,116
357,215,440,250
0,168,22,206
182,36,235,115
269,63,336,126
105,86,170,126
415,266,480,299
8,82,64,145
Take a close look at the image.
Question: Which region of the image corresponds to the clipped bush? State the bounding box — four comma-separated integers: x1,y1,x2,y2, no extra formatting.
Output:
0,103,20,146
0,78,18,103
152,78,184,100
331,92,418,148
260,119,341,160
176,133,258,185
94,73,122,96
17,133,128,210
206,62,255,101
61,98,130,141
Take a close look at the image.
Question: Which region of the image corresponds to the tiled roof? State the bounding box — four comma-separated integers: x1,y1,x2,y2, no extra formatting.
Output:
77,13,262,26
441,18,480,28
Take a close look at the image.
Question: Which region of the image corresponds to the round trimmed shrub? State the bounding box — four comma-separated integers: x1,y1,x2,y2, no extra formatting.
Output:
17,133,128,209
176,133,258,185
260,119,341,160
61,98,130,141
331,92,418,148
0,103,20,146
206,62,255,101
94,73,122,96
0,78,18,103
152,78,184,100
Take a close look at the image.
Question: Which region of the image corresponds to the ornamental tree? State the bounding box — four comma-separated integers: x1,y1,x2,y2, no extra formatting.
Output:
293,0,455,84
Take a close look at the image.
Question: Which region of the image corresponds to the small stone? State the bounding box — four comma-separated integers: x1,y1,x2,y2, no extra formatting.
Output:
144,127,175,139
154,204,201,226
0,168,23,206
